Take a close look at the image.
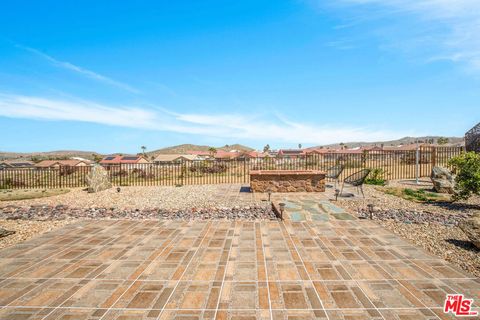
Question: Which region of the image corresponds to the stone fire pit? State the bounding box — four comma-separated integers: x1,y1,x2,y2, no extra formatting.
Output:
250,170,325,192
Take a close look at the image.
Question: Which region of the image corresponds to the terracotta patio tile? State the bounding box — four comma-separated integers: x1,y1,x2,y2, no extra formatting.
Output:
312,280,375,309
44,307,108,319
61,279,131,308
102,309,158,319
271,309,327,319
266,261,304,281
159,309,216,319
269,281,322,310
339,260,392,280
0,258,42,278
377,260,434,280
166,281,221,310
357,279,424,309
9,279,83,308
410,259,475,279
325,309,383,320
113,280,176,309
219,281,269,310
400,278,480,308
379,308,438,320
0,216,478,317
0,307,55,320
139,260,182,281
0,279,45,306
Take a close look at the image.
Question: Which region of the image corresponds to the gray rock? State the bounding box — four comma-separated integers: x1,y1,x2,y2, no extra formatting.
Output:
430,166,455,194
0,204,277,221
0,227,15,238
459,212,480,249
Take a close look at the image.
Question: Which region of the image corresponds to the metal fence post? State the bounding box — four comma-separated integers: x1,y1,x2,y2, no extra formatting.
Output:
415,144,420,184
119,164,122,186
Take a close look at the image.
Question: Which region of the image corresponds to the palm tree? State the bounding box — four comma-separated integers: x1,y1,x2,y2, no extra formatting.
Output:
208,147,217,158
141,146,147,156
263,144,270,153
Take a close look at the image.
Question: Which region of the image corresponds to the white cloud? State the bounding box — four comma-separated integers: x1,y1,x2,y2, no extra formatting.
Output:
0,93,413,145
334,0,480,71
19,45,140,93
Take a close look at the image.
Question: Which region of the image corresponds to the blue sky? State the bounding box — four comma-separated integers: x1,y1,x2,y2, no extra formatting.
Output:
0,0,479,153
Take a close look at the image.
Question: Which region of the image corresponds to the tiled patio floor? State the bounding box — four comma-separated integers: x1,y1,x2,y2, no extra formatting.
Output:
0,218,478,319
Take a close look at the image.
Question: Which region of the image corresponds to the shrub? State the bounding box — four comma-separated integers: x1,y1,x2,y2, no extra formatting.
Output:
189,162,227,174
113,169,128,177
365,168,387,186
448,152,480,200
59,166,76,176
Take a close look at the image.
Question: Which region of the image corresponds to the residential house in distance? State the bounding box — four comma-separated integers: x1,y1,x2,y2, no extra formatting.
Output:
185,151,212,160
0,159,35,170
153,154,200,164
277,149,306,158
185,150,269,161
34,159,90,169
99,155,150,168
242,151,269,159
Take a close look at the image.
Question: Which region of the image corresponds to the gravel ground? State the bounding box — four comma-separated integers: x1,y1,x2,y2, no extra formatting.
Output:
0,219,72,250
337,180,480,277
338,180,480,216
0,204,276,221
378,220,480,277
0,184,258,210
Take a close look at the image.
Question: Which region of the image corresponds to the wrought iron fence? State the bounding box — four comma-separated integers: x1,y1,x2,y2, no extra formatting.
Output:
0,146,464,189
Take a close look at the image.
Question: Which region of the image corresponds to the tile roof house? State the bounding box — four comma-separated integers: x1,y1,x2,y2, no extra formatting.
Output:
153,154,200,163
99,155,150,165
213,151,241,159
34,159,90,168
277,149,306,158
243,151,269,158
186,150,243,160
0,160,35,169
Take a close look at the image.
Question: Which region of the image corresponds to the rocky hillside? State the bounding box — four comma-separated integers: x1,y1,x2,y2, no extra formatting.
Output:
0,150,103,161
318,136,464,149
147,144,254,156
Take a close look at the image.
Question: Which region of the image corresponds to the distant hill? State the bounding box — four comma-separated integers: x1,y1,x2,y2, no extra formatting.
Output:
0,137,464,161
0,144,255,161
317,136,464,149
0,150,104,161
147,144,254,157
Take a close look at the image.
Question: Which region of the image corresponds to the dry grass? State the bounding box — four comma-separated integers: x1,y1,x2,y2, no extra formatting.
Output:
377,186,451,203
0,189,70,201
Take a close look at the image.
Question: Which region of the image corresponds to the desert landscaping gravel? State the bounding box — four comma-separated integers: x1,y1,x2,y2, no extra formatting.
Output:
0,184,272,248
0,219,71,250
0,204,276,221
378,220,480,277
0,184,259,210
337,181,480,277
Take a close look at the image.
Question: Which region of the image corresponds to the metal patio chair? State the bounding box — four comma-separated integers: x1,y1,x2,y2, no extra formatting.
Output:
325,164,344,189
340,168,371,198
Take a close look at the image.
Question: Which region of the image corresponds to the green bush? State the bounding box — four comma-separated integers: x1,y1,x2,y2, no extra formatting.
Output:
448,152,480,200
365,168,387,186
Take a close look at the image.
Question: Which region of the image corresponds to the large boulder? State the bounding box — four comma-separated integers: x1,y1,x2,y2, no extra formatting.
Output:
430,166,455,194
86,165,112,193
459,212,480,249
